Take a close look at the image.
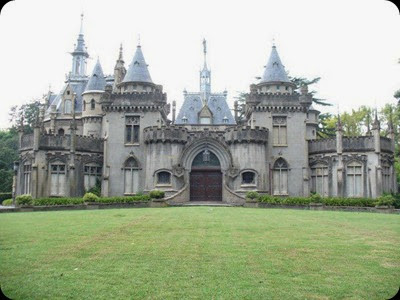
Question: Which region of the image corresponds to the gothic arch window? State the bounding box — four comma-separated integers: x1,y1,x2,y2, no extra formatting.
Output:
311,163,329,197
90,99,95,110
191,150,220,169
23,162,32,194
50,161,66,196
84,163,102,191
273,158,288,195
346,161,363,197
156,171,171,185
124,157,139,195
58,128,65,136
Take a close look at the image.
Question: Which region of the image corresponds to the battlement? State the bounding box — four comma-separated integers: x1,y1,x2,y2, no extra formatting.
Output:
224,126,268,144
143,126,188,144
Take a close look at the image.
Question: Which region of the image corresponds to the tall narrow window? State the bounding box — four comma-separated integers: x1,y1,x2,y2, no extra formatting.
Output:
23,163,32,194
273,158,288,195
64,100,72,114
346,161,363,197
50,163,66,196
124,157,139,194
83,101,86,111
382,165,391,193
311,163,329,197
273,116,287,146
125,116,140,144
84,164,102,191
90,99,95,110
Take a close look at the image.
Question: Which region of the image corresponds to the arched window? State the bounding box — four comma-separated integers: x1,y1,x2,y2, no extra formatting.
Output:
273,158,288,195
192,150,220,168
382,164,392,193
23,163,32,194
58,128,65,136
242,171,256,185
83,101,86,111
84,164,102,191
346,161,363,197
50,162,66,196
64,100,72,114
311,163,329,197
90,99,95,110
157,171,171,185
272,116,287,146
124,157,139,194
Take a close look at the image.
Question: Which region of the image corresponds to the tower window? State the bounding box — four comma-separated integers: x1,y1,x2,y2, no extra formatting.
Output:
125,116,140,144
273,116,287,146
90,99,95,110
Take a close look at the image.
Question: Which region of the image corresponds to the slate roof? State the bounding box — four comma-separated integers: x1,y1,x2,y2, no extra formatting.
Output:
46,79,88,114
175,92,235,125
122,45,153,84
84,60,106,92
260,45,290,84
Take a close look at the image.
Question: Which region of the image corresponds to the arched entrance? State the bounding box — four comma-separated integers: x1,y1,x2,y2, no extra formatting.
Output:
190,150,222,201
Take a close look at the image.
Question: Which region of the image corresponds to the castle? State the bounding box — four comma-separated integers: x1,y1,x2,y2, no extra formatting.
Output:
15,17,398,204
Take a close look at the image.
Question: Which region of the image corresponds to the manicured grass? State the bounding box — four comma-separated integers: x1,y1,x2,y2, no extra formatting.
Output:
0,207,399,299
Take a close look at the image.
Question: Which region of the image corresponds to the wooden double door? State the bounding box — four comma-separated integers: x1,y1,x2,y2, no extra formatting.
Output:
190,169,222,201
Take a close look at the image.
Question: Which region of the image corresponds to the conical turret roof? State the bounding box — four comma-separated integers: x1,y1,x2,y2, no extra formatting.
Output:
122,45,153,84
84,59,106,92
260,45,290,84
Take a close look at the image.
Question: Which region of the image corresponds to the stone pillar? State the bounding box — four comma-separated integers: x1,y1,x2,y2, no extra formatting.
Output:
372,114,382,197
336,117,344,197
102,134,109,197
12,161,19,206
69,95,77,197
172,101,176,124
31,123,40,198
234,101,238,122
50,104,56,135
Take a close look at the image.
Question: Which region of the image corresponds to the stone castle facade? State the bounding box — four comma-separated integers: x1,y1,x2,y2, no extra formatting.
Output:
15,19,398,204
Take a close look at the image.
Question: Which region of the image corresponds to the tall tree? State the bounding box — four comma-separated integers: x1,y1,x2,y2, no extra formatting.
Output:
9,99,42,133
0,129,18,192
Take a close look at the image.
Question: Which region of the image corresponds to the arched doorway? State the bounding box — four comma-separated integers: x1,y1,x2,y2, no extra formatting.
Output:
190,150,222,201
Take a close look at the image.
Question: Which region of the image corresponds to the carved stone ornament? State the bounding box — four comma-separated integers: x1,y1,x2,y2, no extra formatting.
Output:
227,165,239,178
172,164,185,178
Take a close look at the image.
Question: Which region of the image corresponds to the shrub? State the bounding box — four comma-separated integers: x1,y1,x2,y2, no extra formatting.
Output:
16,194,33,206
310,193,323,203
149,190,165,199
83,192,99,202
246,191,259,200
86,178,101,197
374,195,395,207
0,193,12,202
322,197,376,207
393,194,400,209
2,199,13,206
33,198,84,206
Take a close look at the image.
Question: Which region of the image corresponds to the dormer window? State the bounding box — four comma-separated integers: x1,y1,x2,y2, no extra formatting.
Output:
182,116,188,124
223,116,228,124
200,117,211,124
64,100,72,114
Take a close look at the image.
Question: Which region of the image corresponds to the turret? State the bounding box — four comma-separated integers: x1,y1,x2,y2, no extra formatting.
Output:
82,59,106,137
372,110,381,154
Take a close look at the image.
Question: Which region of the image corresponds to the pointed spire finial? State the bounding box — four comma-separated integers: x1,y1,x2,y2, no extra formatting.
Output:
137,34,141,46
118,43,123,60
272,37,276,47
203,38,207,68
80,13,84,35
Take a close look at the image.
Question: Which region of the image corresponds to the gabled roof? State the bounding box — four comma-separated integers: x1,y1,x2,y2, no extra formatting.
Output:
84,59,106,92
122,45,153,84
260,45,290,84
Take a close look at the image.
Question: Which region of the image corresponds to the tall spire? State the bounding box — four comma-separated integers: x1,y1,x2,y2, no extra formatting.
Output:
200,39,211,103
70,14,89,78
260,44,290,84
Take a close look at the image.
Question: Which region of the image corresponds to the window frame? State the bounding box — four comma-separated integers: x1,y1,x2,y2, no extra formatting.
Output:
272,116,288,146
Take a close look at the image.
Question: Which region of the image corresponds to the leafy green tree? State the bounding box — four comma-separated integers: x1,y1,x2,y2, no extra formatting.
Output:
289,76,332,107
9,99,42,133
0,129,18,192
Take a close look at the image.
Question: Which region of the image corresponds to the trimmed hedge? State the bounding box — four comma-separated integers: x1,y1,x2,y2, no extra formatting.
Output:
246,191,259,200
33,198,84,206
2,199,13,206
0,193,12,202
83,192,99,202
92,195,151,203
16,194,33,206
258,195,391,208
149,190,165,199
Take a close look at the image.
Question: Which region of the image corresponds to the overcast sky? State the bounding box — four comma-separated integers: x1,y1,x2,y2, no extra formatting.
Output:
0,0,399,129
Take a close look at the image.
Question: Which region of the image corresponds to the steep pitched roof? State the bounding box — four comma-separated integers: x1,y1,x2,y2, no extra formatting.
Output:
260,45,290,84
122,45,153,84
85,59,106,92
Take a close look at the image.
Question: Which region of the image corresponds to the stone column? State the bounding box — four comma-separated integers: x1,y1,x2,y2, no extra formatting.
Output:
102,134,109,197
372,114,382,197
172,101,176,124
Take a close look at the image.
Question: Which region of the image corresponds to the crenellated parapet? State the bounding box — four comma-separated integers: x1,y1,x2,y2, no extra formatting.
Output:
20,134,103,153
224,126,268,144
143,126,188,144
308,136,393,155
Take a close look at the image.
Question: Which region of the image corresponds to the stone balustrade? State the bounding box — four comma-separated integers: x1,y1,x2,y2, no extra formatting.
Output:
20,133,34,149
380,136,393,153
308,138,337,154
342,136,374,152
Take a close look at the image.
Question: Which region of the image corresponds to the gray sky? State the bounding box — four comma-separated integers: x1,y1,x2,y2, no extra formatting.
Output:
0,0,399,129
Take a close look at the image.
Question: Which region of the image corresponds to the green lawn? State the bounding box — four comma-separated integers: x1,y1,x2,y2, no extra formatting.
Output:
0,207,399,299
